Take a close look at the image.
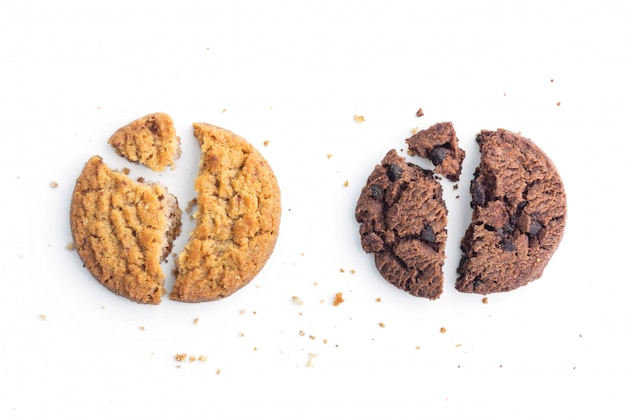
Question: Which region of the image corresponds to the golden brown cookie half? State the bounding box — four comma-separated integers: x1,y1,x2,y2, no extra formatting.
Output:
108,112,181,171
70,156,182,304
170,124,281,302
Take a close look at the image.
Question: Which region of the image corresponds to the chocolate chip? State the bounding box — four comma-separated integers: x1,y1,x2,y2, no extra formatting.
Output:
420,224,436,243
369,184,383,200
501,223,515,234
528,221,543,238
429,146,448,166
501,238,515,252
472,277,485,290
470,181,486,206
387,164,403,182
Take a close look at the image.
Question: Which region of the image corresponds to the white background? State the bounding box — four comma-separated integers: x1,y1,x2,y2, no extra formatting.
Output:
1,0,625,416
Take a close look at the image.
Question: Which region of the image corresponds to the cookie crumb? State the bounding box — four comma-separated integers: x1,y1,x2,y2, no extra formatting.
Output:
339,268,345,273
185,198,198,214
556,101,561,106
416,108,424,117
309,335,316,340
343,180,349,187
65,242,75,251
263,140,270,147
353,115,365,123
175,353,188,362
39,314,47,320
375,297,381,303
216,369,221,375
327,153,333,159
350,269,356,274
410,128,419,135
50,181,59,189
193,317,199,325
333,292,344,306
482,297,489,304
306,352,318,367
139,326,145,331
550,78,554,83
415,346,421,350
379,322,386,328
299,330,306,336
198,355,208,362
292,295,304,306
121,167,131,175
189,355,197,363
240,309,246,315
440,327,447,334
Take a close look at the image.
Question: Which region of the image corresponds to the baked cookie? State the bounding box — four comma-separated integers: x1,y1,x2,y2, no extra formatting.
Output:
406,122,465,181
355,149,447,300
456,129,567,294
170,123,281,302
108,112,181,171
70,156,182,304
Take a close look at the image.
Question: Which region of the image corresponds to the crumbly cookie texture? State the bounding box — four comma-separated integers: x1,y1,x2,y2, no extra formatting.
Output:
355,149,447,300
70,156,182,304
170,123,281,302
108,112,181,172
406,122,465,182
456,129,567,294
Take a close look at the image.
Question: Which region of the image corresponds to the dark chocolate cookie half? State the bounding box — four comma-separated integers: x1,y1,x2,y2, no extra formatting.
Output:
456,129,567,294
355,149,447,300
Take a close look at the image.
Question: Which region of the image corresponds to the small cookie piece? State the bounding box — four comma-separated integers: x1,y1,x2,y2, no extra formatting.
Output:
70,156,182,304
406,122,465,181
108,113,181,171
170,123,281,302
456,129,567,294
355,149,447,300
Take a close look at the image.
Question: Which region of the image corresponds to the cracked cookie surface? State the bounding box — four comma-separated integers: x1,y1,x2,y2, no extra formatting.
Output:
170,123,281,302
456,129,567,294
406,122,465,182
355,149,447,300
108,112,181,172
70,156,182,304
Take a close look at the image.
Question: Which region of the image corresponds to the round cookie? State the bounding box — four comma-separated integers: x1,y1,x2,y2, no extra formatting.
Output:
355,149,448,300
70,156,182,304
108,112,181,172
456,129,567,294
170,123,281,302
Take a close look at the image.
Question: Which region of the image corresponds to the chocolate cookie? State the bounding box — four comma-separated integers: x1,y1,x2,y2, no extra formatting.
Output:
456,129,567,294
406,122,465,181
108,112,181,172
170,123,281,302
70,156,182,304
355,149,447,300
